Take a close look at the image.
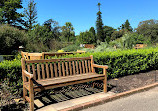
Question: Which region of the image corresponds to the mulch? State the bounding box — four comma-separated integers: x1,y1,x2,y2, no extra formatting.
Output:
107,70,157,93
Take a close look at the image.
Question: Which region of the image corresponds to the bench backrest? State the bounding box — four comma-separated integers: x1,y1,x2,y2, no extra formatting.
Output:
21,51,43,60
21,51,86,60
21,56,94,81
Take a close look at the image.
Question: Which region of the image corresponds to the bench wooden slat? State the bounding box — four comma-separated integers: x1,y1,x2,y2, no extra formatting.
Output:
37,64,41,80
85,60,88,73
58,62,62,77
41,64,45,79
76,61,79,74
82,61,85,73
25,57,91,64
24,73,104,88
88,60,91,73
32,64,36,80
54,63,58,77
79,61,82,74
46,63,49,78
65,62,69,76
69,62,72,75
72,61,75,75
62,62,65,76
50,63,54,78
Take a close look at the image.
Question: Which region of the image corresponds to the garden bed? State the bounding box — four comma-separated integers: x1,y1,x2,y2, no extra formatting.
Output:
107,70,157,93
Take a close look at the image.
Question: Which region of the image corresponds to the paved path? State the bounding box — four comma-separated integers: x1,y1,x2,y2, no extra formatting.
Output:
83,87,158,111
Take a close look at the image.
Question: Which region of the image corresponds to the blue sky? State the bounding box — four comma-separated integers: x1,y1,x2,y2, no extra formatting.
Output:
22,0,158,35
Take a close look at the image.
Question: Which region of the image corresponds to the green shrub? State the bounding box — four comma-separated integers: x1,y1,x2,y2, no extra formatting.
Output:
0,24,28,54
62,44,82,52
0,56,22,95
57,47,158,78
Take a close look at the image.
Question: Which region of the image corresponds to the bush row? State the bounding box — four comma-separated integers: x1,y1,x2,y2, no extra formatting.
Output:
57,47,158,78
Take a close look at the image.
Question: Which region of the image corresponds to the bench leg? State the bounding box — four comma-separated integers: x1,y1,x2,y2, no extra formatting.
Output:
23,86,27,102
103,68,107,93
29,81,34,111
29,88,34,111
103,78,107,93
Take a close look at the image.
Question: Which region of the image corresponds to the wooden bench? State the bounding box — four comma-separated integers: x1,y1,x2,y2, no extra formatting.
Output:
21,51,86,60
21,51,43,60
21,55,108,111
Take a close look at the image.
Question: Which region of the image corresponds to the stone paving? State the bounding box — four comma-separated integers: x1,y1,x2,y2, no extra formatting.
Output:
35,90,115,111
83,87,158,111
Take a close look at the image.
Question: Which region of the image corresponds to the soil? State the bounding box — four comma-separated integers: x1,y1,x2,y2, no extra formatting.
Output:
107,70,157,93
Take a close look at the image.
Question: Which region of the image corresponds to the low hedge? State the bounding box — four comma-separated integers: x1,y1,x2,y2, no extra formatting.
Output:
0,57,22,95
56,47,158,78
1,47,158,95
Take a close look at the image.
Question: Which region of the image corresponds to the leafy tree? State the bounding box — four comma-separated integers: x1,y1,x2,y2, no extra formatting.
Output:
0,24,27,54
61,22,75,42
89,27,96,43
136,19,158,43
0,0,24,29
24,0,37,30
123,33,144,49
119,19,133,32
26,24,53,52
111,30,125,40
124,19,133,31
96,2,104,42
43,19,61,40
103,26,116,42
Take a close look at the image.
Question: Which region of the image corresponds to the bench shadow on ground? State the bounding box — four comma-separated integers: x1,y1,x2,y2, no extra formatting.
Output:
34,82,115,110
0,82,115,111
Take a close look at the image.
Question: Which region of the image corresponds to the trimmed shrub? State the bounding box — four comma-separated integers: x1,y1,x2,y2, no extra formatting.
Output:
57,47,158,78
0,56,22,95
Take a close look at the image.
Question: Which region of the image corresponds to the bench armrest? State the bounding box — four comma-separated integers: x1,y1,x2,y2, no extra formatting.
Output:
23,70,34,79
93,64,108,69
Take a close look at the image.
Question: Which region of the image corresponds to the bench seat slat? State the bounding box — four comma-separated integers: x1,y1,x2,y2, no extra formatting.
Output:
24,73,104,89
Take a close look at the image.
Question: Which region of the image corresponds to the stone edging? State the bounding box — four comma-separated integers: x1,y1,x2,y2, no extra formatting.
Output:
59,82,158,111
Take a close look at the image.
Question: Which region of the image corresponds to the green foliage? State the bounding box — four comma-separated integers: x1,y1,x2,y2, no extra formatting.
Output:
0,24,28,54
136,19,158,43
0,56,22,95
123,33,145,49
96,3,104,42
103,26,116,43
58,47,158,79
111,29,125,40
76,30,96,44
62,44,82,52
120,19,133,31
0,0,24,29
24,0,37,30
61,22,75,42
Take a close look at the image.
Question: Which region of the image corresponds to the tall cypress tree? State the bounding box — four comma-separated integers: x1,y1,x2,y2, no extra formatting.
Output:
24,0,37,30
96,2,104,42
